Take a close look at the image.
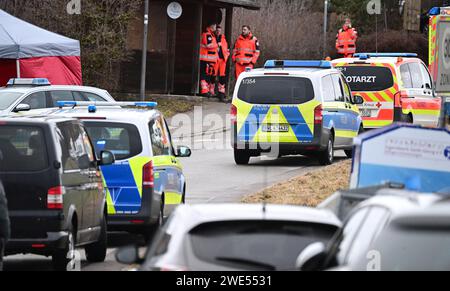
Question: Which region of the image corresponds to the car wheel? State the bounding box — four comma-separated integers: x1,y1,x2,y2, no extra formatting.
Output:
318,137,334,166
144,198,164,243
52,224,76,271
234,149,250,165
85,215,107,263
402,114,413,124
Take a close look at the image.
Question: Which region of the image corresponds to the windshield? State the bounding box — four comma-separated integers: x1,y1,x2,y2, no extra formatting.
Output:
238,77,315,104
354,227,450,271
189,221,337,271
0,92,24,110
337,66,394,92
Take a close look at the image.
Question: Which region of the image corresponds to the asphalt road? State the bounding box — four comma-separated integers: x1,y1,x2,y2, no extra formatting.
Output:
3,101,345,271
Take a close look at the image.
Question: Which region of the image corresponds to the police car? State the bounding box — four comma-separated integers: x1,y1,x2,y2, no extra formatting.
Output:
231,60,364,165
332,53,441,129
47,101,191,238
0,78,116,116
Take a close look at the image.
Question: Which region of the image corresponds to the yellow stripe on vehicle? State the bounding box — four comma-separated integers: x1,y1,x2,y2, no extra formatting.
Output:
335,130,358,138
363,120,393,128
102,175,117,215
128,156,153,198
165,191,183,205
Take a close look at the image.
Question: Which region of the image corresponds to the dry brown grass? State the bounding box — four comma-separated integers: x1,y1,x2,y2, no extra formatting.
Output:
242,160,352,207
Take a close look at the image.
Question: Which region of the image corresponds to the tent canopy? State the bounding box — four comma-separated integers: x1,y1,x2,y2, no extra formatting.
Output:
0,9,80,59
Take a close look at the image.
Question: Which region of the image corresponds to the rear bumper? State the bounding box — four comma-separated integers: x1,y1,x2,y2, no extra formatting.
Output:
107,188,159,233
6,231,69,256
232,124,331,155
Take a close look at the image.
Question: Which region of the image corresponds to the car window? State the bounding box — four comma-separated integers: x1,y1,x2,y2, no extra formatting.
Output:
340,75,352,103
149,118,172,156
338,66,394,92
344,207,390,265
73,91,86,102
237,77,315,105
331,74,345,102
83,92,107,102
334,207,370,265
419,63,433,89
408,63,424,89
322,75,336,102
21,92,47,110
84,122,143,161
400,64,413,88
0,92,24,110
56,122,93,170
50,91,75,107
0,126,48,172
189,221,338,271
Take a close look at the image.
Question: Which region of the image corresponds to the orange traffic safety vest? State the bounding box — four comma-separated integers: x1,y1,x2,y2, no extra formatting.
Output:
233,33,260,65
200,28,219,63
336,27,357,56
217,34,230,62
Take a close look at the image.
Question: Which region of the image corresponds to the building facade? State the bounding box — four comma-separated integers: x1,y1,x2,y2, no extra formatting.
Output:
120,0,259,95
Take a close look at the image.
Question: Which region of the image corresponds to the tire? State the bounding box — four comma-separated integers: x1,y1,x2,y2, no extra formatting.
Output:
344,150,353,159
85,216,107,263
52,224,76,271
318,137,334,166
234,149,250,165
144,199,164,243
402,114,413,124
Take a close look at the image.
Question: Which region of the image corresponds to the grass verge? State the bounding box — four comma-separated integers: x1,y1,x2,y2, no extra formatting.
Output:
242,160,352,207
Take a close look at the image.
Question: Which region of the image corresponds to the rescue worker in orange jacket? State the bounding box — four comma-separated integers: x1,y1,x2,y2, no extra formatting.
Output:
214,25,230,101
200,22,219,97
336,19,358,58
233,25,260,80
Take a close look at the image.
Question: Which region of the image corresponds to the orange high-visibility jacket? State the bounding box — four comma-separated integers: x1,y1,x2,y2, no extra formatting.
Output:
233,33,260,65
200,28,219,63
217,34,230,62
336,27,357,56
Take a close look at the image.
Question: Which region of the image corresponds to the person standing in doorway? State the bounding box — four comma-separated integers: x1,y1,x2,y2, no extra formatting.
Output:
233,25,260,80
214,25,230,102
199,22,219,97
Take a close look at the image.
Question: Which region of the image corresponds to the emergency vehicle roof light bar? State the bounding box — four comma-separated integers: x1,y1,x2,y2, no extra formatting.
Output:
429,7,450,16
57,101,158,109
7,78,51,87
355,53,418,60
264,60,332,69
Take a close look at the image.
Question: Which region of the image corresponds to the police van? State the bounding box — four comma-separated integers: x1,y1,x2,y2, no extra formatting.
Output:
332,53,441,129
47,102,192,238
231,60,364,165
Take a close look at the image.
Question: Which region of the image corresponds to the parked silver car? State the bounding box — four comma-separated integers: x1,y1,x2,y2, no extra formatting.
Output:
116,204,342,271
0,78,115,116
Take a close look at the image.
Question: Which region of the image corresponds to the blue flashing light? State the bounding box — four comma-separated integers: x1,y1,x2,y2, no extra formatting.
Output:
429,7,440,16
57,101,77,108
133,102,158,108
88,105,97,113
354,53,418,59
7,78,51,87
264,60,332,69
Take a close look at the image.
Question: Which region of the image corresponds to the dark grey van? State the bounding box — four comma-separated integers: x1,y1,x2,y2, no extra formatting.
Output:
0,117,114,271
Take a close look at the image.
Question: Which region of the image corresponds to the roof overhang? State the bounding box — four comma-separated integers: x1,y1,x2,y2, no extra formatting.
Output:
212,0,260,9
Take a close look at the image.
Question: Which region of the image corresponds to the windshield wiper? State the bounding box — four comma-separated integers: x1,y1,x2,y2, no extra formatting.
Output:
215,257,276,271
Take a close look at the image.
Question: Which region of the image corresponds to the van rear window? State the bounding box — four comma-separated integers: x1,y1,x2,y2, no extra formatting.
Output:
0,126,48,172
238,76,315,104
84,122,142,160
337,66,394,92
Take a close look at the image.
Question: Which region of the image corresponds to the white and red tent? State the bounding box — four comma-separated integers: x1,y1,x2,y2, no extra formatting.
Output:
0,9,82,86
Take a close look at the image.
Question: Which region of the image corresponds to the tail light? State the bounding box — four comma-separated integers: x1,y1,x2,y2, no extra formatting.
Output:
47,186,65,209
314,105,323,124
143,161,154,189
394,91,408,107
230,104,237,124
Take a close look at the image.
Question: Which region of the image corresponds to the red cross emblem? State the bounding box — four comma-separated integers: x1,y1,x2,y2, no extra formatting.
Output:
376,102,382,109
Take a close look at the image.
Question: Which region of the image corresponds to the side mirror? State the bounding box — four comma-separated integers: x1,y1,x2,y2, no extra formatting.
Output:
176,146,192,158
352,95,365,105
99,151,115,166
296,242,327,271
13,104,31,113
116,245,141,265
